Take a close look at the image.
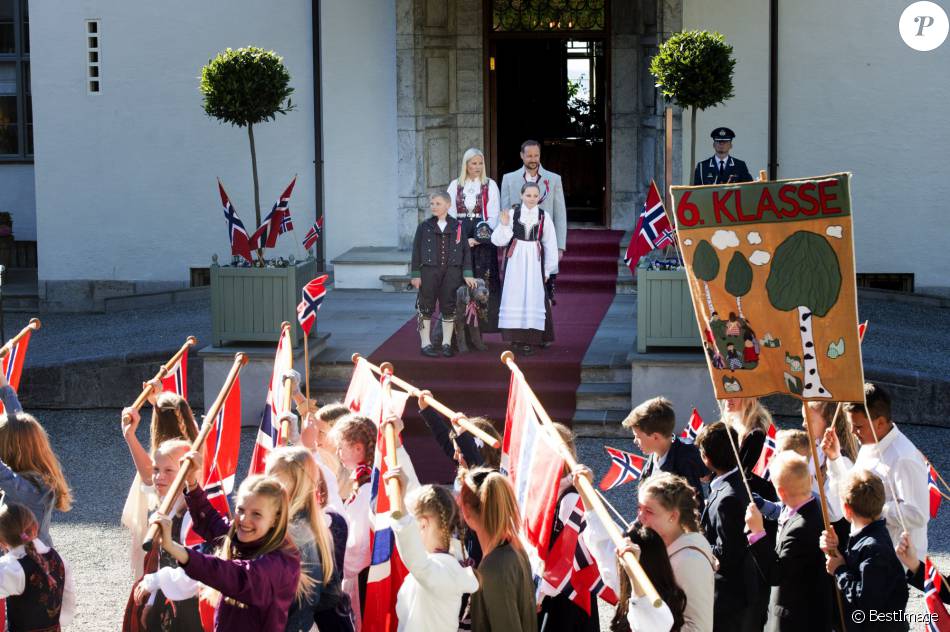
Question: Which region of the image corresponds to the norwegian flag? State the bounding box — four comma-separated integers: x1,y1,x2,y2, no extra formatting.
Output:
361,375,417,632
250,177,297,250
568,539,618,615
930,465,943,519
925,557,950,632
183,375,242,546
753,423,777,479
624,180,675,275
538,495,618,614
303,218,323,251
501,372,565,565
679,408,705,445
249,333,293,475
218,180,254,263
297,274,329,336
0,328,33,414
160,354,187,400
858,320,868,341
344,358,408,422
598,446,646,491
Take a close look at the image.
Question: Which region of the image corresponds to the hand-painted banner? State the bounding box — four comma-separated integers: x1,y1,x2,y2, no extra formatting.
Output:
671,173,864,402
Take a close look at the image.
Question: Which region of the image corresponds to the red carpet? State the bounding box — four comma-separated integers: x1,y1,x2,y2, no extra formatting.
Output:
372,229,624,482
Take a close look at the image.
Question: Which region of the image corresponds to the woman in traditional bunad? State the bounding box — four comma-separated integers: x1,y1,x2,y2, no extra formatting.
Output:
491,181,558,356
447,147,502,333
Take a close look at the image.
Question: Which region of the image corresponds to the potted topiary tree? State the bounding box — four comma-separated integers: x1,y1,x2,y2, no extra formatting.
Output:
201,47,316,346
649,30,736,174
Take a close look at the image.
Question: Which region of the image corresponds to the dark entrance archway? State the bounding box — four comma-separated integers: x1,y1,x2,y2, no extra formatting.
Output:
485,0,610,226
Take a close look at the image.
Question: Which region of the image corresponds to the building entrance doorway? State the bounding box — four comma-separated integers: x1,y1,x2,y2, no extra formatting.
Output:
486,2,609,225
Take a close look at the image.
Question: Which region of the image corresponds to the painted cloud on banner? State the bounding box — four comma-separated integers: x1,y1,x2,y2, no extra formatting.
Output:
711,230,739,250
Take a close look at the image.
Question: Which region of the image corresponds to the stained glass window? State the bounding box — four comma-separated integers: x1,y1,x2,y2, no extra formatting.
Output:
492,0,606,32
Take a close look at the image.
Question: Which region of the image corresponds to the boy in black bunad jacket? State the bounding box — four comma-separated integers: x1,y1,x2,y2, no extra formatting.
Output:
411,192,475,358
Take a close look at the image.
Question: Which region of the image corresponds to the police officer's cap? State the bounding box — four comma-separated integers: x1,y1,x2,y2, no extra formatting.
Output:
711,127,735,142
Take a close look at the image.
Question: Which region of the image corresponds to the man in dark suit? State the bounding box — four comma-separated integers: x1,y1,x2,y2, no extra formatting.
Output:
693,127,754,185
746,452,833,632
696,421,758,632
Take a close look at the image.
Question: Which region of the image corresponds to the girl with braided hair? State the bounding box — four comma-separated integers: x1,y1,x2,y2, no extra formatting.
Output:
0,500,76,630
121,379,200,578
384,468,478,631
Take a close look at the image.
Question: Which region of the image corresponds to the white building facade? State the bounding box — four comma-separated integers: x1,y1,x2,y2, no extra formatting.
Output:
1,0,946,308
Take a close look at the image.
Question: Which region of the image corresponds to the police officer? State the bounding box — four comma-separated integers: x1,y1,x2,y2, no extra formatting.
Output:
692,127,754,185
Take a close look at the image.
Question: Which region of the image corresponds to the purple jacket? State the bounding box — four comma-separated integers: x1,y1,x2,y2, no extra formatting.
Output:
183,486,300,631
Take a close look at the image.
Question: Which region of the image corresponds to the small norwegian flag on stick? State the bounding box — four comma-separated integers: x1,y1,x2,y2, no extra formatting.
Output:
624,179,675,275
217,180,253,263
303,217,323,251
925,557,950,632
160,353,187,400
930,464,943,519
250,176,297,250
297,275,329,337
679,408,704,444
599,446,646,491
753,423,777,479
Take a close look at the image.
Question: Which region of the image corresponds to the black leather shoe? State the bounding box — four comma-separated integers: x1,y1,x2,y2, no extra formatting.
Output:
442,344,455,358
421,345,440,357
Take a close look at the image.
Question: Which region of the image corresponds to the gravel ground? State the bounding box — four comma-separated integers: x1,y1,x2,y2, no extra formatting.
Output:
36,407,950,630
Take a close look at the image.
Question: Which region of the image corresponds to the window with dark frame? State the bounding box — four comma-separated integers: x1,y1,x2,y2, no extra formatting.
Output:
0,0,29,159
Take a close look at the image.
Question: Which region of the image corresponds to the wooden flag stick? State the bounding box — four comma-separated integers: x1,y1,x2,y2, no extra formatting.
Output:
501,351,662,608
379,362,404,510
278,322,295,444
0,318,41,359
303,331,311,414
351,353,501,449
717,401,756,502
121,336,197,425
142,352,248,551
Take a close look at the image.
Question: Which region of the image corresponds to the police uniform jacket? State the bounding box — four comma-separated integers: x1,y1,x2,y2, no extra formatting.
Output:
693,155,753,185
410,215,473,277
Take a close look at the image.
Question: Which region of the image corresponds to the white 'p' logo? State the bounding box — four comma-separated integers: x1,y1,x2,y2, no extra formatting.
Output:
900,1,949,50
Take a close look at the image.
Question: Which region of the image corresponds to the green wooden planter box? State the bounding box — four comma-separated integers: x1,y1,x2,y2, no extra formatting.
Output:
211,258,317,346
636,268,702,352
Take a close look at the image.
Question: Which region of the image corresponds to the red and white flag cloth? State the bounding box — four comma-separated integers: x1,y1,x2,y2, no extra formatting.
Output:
679,408,704,444
598,446,646,491
217,180,254,263
160,353,187,400
501,372,564,565
183,374,242,546
753,423,777,479
297,274,329,336
344,358,408,420
537,496,618,614
250,177,297,250
930,465,943,519
249,333,293,475
925,557,950,632
624,180,675,275
303,217,323,251
361,374,419,632
0,328,32,414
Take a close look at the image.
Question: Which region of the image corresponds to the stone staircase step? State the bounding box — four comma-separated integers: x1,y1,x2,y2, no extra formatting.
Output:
580,365,632,383
331,247,410,290
380,275,416,293
571,408,629,437
575,382,631,411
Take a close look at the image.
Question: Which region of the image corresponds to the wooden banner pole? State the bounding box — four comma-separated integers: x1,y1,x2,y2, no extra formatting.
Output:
378,362,404,511
279,322,294,444
121,335,197,425
0,317,41,359
501,351,662,608
142,352,248,550
351,353,501,449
